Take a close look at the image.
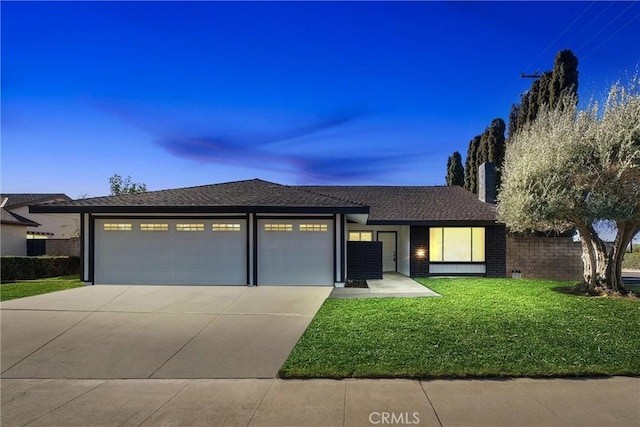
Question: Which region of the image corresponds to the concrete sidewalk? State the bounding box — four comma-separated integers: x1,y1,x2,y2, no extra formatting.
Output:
331,273,440,299
1,377,638,426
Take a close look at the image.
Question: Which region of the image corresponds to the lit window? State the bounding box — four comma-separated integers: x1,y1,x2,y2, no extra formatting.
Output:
349,231,373,241
264,224,293,232
212,223,241,232
176,224,205,232
140,224,169,231
429,227,485,262
103,224,132,231
299,224,328,232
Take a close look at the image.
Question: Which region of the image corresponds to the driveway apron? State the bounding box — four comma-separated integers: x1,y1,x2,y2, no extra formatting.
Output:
1,285,331,379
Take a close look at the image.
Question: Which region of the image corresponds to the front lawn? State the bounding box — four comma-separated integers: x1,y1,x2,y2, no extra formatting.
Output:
0,276,83,301
279,278,640,378
623,246,640,269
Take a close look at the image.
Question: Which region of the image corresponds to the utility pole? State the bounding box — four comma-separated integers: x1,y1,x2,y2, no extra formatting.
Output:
521,71,541,79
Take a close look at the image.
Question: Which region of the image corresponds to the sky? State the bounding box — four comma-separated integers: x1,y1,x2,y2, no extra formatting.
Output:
1,1,639,199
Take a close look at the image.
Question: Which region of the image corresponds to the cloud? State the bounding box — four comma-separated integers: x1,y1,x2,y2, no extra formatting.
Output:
153,109,413,182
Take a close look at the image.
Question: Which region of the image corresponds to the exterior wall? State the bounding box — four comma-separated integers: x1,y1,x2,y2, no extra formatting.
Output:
506,236,582,281
13,207,80,238
345,224,410,276
346,241,383,279
410,225,429,277
46,238,81,256
486,225,507,278
0,224,27,256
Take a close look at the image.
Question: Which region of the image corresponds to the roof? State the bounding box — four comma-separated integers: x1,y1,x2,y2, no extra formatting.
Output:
1,207,40,226
29,179,369,215
1,193,71,209
29,179,497,224
296,185,498,224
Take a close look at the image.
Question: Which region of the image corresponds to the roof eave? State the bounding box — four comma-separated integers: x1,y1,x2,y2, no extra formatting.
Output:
366,219,500,226
30,205,370,215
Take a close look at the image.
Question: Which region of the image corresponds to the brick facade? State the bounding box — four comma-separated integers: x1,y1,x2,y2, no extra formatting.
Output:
346,241,383,280
506,236,582,280
410,226,429,277
486,225,507,278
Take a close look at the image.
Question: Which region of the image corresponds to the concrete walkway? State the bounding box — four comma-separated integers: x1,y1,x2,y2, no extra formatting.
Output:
330,272,440,299
1,285,331,379
2,377,638,426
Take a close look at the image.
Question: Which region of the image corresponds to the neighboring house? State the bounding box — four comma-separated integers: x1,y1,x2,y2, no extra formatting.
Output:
0,194,79,256
1,205,40,256
31,172,505,286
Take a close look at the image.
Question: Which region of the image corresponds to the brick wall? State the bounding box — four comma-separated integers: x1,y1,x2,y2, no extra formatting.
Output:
486,225,507,278
347,241,383,280
506,236,582,281
46,238,81,257
410,226,429,277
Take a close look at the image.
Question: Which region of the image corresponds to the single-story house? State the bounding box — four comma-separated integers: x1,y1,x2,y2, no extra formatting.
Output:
1,205,40,256
30,172,505,286
0,193,79,256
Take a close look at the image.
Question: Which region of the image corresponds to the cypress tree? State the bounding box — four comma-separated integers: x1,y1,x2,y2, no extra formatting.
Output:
549,49,579,109
446,151,465,187
508,103,520,141
464,136,481,193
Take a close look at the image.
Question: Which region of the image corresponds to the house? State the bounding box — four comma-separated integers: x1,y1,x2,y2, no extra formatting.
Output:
30,171,505,286
0,194,79,256
1,205,40,256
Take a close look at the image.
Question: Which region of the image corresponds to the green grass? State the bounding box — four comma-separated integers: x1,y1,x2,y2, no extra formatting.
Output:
623,246,640,269
1,275,83,301
279,278,640,379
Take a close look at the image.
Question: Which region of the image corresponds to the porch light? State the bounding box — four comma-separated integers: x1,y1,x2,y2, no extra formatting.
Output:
415,248,427,259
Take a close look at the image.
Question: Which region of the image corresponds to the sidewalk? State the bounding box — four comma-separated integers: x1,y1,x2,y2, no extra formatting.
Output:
2,377,638,426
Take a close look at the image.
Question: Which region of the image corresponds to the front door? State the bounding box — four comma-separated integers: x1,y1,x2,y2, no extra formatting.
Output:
378,231,397,272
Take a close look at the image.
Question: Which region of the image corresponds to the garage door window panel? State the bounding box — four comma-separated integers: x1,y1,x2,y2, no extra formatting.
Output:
140,224,169,231
212,223,241,232
176,224,205,232
103,223,132,231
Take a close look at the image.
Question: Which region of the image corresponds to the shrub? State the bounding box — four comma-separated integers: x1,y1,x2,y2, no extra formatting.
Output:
1,256,80,282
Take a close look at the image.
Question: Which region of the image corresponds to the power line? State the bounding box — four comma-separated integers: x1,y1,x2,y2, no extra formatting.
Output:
582,11,640,61
576,1,637,53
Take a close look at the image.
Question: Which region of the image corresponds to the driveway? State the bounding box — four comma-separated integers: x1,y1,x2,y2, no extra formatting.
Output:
0,285,331,379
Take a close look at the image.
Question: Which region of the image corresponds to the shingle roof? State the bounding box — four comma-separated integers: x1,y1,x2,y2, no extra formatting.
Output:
28,179,496,223
29,179,368,214
1,207,40,226
296,185,497,224
1,193,70,209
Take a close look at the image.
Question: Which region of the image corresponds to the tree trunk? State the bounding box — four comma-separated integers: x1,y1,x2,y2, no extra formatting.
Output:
606,221,640,295
576,222,598,293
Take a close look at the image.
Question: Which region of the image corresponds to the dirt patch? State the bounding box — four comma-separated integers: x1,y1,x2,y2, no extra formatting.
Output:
345,280,368,288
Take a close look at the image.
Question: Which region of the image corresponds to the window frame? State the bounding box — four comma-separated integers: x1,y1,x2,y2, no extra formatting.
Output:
429,227,485,263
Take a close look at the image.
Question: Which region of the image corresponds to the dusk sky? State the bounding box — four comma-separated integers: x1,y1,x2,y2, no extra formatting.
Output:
2,1,639,198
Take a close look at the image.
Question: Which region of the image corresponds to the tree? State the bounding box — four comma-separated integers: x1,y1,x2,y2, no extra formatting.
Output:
464,136,481,193
109,174,147,195
508,104,520,141
446,151,465,186
498,80,640,295
549,49,579,109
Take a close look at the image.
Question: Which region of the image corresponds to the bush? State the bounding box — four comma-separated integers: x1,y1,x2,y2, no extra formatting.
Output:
1,256,81,282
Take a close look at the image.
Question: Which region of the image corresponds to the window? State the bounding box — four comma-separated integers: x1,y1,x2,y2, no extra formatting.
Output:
264,224,293,232
176,223,205,232
349,231,373,241
140,224,169,231
212,223,241,232
299,224,328,232
103,223,132,231
429,227,485,262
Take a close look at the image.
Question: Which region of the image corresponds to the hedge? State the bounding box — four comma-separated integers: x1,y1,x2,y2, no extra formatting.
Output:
1,256,81,282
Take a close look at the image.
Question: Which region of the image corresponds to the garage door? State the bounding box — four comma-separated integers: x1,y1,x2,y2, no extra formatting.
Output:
258,219,333,285
94,219,246,285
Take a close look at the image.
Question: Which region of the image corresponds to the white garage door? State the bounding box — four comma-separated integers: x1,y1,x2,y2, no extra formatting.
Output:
258,219,333,285
94,219,246,285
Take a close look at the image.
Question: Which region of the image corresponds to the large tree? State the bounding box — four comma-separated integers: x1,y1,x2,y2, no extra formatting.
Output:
498,81,640,295
109,174,147,195
446,151,465,186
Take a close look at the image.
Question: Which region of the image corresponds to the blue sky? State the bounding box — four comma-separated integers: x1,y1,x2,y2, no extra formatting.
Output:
2,1,639,198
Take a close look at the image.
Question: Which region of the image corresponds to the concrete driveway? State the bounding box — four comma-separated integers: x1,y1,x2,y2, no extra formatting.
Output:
1,285,331,379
